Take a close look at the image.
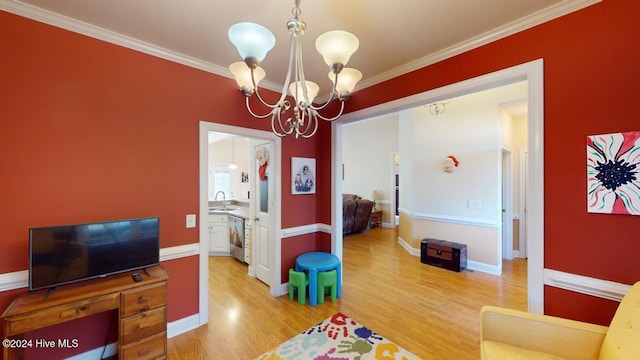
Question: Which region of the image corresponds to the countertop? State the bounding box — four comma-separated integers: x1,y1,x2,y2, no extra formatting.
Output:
208,206,250,220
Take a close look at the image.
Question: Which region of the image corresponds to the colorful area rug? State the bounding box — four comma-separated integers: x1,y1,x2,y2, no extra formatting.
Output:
256,312,422,360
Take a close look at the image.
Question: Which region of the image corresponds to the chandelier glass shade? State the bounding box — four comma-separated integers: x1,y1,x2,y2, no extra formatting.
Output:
227,0,361,138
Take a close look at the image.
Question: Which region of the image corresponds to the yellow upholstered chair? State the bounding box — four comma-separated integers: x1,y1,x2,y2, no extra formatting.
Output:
480,281,640,360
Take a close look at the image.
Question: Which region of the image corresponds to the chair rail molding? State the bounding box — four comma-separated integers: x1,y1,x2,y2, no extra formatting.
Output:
544,269,632,302
0,243,199,292
281,223,332,238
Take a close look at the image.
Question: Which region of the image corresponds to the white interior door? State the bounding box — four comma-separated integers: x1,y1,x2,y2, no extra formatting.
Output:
502,150,513,260
253,140,274,285
519,150,528,258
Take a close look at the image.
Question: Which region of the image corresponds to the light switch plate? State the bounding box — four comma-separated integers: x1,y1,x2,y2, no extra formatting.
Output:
186,214,197,228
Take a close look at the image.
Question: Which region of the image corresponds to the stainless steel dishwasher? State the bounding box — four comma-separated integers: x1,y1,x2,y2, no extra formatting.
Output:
228,215,245,263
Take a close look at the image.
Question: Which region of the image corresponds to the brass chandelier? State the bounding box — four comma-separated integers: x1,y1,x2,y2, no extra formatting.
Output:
227,0,362,139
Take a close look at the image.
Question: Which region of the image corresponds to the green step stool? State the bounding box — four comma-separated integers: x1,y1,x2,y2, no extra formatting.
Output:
317,269,337,304
288,268,308,305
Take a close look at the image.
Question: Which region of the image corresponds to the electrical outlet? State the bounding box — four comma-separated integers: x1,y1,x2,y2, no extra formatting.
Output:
186,214,196,228
468,200,482,209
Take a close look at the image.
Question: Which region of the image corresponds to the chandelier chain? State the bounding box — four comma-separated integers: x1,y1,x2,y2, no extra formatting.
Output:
292,0,302,18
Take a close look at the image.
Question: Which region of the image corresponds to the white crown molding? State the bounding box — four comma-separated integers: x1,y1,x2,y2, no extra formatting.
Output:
356,0,601,91
0,0,230,78
1,0,599,94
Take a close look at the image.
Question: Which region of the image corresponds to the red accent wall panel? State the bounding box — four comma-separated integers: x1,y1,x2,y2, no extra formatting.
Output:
23,311,117,359
544,286,620,326
279,128,326,230
280,232,332,283
162,256,200,321
1,0,638,347
0,9,317,357
281,234,319,281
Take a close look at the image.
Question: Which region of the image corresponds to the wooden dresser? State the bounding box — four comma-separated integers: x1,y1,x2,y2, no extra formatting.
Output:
1,266,168,360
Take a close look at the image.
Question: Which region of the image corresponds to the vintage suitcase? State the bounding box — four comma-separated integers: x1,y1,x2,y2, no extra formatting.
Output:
420,238,467,272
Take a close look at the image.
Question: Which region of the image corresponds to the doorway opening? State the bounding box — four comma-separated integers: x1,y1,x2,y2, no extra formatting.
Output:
198,121,282,327
333,59,544,313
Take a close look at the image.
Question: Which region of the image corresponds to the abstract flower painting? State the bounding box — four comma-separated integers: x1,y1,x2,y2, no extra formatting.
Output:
587,131,640,215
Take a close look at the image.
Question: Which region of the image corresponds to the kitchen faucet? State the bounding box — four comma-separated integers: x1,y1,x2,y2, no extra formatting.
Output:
215,191,227,209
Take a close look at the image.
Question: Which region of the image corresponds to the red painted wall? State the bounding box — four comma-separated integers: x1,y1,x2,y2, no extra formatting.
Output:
0,9,323,358
343,0,640,325
2,0,638,355
278,122,335,278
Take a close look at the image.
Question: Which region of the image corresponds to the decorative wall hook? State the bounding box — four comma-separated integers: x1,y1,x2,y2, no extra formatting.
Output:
443,155,459,173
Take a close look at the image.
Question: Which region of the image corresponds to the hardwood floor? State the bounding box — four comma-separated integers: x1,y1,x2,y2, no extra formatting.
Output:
167,227,527,359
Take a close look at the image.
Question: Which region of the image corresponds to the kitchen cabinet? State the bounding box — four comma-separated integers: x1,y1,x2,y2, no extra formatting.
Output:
208,214,229,255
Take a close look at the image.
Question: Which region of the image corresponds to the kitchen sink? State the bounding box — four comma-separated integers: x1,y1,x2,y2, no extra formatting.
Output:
209,205,240,212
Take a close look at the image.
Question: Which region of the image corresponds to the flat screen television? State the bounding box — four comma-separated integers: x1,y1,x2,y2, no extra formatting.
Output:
29,217,160,293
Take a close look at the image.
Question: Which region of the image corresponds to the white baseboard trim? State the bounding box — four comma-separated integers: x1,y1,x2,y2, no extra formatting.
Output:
466,261,501,275
543,269,632,302
390,237,632,302
0,243,199,293
65,342,117,360
397,236,501,275
167,313,201,338
397,236,420,256
62,313,200,359
279,282,289,296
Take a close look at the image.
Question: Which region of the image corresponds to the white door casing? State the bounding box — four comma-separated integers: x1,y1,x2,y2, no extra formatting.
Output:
198,122,281,326
333,59,544,314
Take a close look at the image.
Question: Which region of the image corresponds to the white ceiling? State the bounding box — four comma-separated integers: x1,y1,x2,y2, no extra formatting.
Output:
2,0,597,98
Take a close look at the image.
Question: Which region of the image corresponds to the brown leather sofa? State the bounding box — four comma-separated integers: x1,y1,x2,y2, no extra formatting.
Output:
343,194,375,235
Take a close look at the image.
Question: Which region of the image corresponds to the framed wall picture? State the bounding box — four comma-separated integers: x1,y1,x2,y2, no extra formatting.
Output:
587,130,640,215
292,157,316,194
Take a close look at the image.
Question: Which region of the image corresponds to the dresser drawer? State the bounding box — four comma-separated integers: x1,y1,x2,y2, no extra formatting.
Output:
120,331,167,360
4,292,119,336
121,282,167,317
121,306,166,344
